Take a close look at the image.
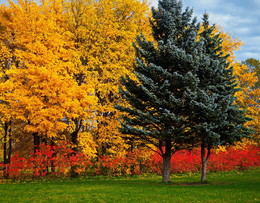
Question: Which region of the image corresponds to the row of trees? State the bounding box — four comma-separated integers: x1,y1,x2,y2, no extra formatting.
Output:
0,0,151,177
0,0,259,182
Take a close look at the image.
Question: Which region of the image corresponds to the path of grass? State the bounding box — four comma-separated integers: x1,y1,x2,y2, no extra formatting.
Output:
0,170,259,202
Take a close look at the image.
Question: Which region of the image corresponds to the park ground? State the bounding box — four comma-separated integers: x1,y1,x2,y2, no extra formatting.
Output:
0,169,259,202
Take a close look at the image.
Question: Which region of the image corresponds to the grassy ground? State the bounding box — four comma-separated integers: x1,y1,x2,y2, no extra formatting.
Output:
0,170,259,202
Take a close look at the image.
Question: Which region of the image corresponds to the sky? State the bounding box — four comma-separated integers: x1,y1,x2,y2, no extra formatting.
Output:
0,0,259,62
149,0,260,62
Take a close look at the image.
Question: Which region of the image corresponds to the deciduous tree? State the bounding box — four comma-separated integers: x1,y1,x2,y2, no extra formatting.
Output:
63,0,152,156
0,0,97,157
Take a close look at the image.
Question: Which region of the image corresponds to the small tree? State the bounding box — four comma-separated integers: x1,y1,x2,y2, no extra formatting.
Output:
188,14,252,182
243,58,260,88
240,58,260,141
116,0,203,183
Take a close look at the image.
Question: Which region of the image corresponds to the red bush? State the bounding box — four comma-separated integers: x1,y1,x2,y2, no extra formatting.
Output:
0,142,92,179
1,144,259,179
149,145,260,174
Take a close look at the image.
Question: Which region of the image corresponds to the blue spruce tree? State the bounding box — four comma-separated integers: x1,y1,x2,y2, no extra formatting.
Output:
116,0,202,183
187,14,251,182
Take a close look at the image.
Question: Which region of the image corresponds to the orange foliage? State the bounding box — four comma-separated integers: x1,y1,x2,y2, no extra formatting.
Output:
63,0,152,155
0,0,152,158
0,0,97,150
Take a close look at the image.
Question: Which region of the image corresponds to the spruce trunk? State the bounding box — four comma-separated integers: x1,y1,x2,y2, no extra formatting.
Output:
201,158,208,182
201,143,211,182
162,155,171,183
162,142,172,183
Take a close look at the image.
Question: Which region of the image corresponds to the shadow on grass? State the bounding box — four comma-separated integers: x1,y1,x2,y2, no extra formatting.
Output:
159,180,234,186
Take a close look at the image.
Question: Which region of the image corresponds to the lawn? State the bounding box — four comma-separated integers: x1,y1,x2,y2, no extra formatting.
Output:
0,170,259,202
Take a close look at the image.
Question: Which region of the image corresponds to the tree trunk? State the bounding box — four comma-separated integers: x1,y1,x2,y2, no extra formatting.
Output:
70,130,79,178
50,139,55,174
162,155,171,183
32,132,41,176
33,132,40,153
201,158,207,182
3,122,8,178
41,138,49,175
7,122,12,165
201,143,211,182
162,141,172,183
3,121,12,178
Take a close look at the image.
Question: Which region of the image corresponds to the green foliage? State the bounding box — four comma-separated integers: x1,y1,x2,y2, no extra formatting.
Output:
116,0,251,183
188,14,252,147
116,0,201,158
116,0,203,183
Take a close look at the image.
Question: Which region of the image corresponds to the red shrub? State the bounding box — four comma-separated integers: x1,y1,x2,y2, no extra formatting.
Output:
1,142,92,179
1,144,259,179
149,145,260,174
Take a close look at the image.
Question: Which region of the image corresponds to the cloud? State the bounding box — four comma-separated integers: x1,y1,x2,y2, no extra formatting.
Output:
195,0,221,9
149,0,158,7
235,36,260,61
234,27,251,35
236,51,260,61
178,0,260,61
254,0,260,6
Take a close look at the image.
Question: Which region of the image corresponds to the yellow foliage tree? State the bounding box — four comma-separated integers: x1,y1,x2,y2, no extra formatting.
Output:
234,64,260,142
0,0,152,160
63,0,152,155
0,0,97,155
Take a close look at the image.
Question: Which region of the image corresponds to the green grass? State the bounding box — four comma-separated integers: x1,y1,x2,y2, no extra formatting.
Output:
0,170,259,202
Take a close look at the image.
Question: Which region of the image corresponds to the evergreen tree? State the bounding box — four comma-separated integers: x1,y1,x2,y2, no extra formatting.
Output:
187,14,252,182
116,0,202,183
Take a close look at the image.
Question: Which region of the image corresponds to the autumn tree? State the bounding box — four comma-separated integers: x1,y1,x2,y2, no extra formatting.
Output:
237,58,260,141
63,0,152,156
0,0,152,178
116,0,203,183
0,25,13,177
242,58,260,87
0,0,97,159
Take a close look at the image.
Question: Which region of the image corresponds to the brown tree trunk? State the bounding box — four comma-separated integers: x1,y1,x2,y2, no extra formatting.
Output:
70,129,79,178
201,143,211,182
41,138,50,175
162,141,172,183
50,138,55,174
7,121,12,165
32,132,41,176
162,155,171,183
33,132,40,153
3,121,12,179
3,122,8,178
